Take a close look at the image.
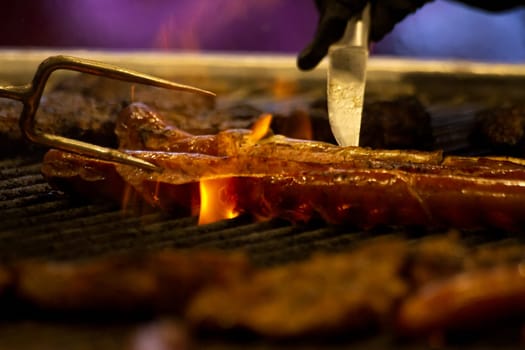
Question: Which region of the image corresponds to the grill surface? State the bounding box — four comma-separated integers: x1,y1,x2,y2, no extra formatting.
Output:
0,154,379,267
1,154,519,264
2,154,524,350
3,51,525,349
0,154,396,349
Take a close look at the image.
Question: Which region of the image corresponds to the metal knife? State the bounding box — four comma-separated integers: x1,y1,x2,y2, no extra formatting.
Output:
327,5,370,147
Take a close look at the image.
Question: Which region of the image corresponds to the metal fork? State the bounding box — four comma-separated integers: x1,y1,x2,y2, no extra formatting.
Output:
0,55,215,171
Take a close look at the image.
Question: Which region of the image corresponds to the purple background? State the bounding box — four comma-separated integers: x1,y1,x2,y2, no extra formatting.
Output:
0,0,524,62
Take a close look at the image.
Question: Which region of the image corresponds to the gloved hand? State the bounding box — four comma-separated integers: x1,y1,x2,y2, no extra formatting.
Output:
298,0,525,70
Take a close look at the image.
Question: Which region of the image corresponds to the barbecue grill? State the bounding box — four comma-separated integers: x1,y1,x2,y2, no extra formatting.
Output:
2,50,525,349
0,152,367,266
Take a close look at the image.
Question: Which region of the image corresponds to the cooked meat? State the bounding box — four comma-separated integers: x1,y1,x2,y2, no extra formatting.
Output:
42,102,525,230
187,237,408,340
0,98,25,156
35,91,122,146
43,144,525,230
360,96,434,150
0,73,216,158
471,106,525,155
0,90,124,157
115,102,441,163
396,265,525,336
0,230,521,343
0,68,437,159
397,238,525,337
14,250,250,315
269,96,434,148
52,73,216,122
403,233,467,288
402,235,525,287
185,235,525,340
465,240,525,269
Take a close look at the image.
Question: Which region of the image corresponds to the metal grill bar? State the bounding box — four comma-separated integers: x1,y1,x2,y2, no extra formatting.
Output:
0,199,73,224
0,193,62,210
0,157,371,266
0,183,55,200
0,162,42,178
0,156,516,269
0,174,46,189
0,202,115,231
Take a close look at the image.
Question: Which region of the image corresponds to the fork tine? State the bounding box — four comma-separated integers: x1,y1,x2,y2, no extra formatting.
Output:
38,133,162,171
35,55,216,97
19,55,215,172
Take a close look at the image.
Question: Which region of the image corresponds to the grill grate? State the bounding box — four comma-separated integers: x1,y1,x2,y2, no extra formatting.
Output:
2,155,525,349
1,155,522,267
0,155,379,266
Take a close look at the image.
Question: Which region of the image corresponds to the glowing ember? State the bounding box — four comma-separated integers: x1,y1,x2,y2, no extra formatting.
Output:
250,113,273,142
199,177,239,225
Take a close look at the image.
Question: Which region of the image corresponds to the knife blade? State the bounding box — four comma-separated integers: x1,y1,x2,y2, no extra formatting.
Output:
327,5,370,147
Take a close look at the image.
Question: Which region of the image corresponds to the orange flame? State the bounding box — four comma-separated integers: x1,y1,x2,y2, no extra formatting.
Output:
198,177,239,225
250,113,273,142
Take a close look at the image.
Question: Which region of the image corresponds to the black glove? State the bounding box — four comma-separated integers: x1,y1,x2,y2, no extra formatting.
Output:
298,0,525,71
